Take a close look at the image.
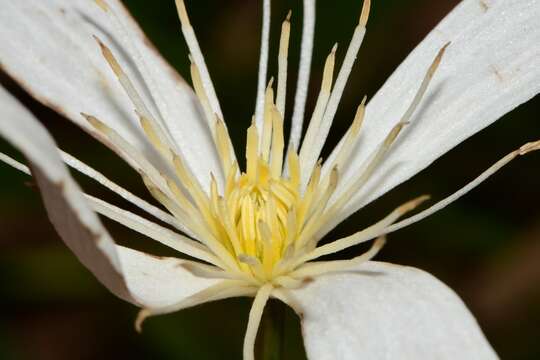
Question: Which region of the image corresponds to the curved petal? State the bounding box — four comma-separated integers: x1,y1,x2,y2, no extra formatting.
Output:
287,261,497,360
0,0,222,188
0,85,219,308
118,246,221,308
327,0,540,226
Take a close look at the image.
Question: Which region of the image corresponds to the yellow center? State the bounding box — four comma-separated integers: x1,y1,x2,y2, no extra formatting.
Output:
89,0,424,289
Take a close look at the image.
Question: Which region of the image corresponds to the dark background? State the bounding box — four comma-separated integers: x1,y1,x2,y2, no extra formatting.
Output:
1,0,539,359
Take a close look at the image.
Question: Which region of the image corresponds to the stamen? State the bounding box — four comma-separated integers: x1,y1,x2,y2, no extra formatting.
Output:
94,0,175,141
88,195,221,266
189,57,216,132
328,121,408,216
215,117,234,175
401,42,450,124
287,151,301,187
136,280,257,332
238,254,267,280
180,261,253,282
260,79,275,161
94,37,172,151
276,11,292,118
137,112,170,160
293,195,429,266
171,152,213,219
378,140,540,238
290,235,385,278
246,124,259,180
270,108,285,178
359,0,371,27
323,43,449,221
318,97,366,191
0,152,221,266
298,44,337,187
307,0,370,174
83,113,171,195
243,283,273,360
94,0,108,12
295,167,339,250
60,151,183,233
174,0,224,119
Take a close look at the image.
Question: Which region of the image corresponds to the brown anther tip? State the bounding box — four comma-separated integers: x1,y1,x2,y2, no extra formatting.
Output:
437,42,451,59
401,194,430,213
176,261,189,269
94,0,109,12
430,43,451,73
81,113,101,127
519,140,540,155
93,35,106,50
359,0,371,27
214,113,223,124
135,309,150,333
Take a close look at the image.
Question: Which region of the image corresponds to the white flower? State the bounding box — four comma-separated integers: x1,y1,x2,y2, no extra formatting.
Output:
0,0,539,359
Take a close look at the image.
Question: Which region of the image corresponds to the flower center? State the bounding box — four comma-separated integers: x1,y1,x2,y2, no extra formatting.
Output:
87,0,442,288
179,96,333,284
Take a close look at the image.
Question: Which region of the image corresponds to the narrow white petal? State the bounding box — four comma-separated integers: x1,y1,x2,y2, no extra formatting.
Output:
60,151,182,231
0,0,222,189
288,0,315,152
0,85,218,307
289,261,497,360
254,0,272,131
87,195,221,267
327,0,540,223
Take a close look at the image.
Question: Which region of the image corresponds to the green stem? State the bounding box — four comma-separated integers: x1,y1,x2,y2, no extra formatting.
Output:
257,300,285,360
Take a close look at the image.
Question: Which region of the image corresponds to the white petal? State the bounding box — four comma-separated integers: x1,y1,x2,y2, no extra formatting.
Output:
0,0,222,188
118,246,220,308
328,0,540,224
0,85,219,307
288,261,497,360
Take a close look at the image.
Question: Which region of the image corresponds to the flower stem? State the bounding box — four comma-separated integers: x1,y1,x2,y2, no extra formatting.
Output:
257,300,285,360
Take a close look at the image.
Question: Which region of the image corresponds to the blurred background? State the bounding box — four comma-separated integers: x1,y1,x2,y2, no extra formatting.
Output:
1,0,539,359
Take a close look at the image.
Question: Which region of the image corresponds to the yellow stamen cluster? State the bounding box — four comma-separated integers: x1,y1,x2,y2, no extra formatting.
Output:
88,0,422,288
169,78,340,284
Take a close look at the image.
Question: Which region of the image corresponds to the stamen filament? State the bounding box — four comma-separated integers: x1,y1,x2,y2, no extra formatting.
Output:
298,44,337,187
174,0,224,119
307,1,370,176
243,284,273,360
276,11,292,118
